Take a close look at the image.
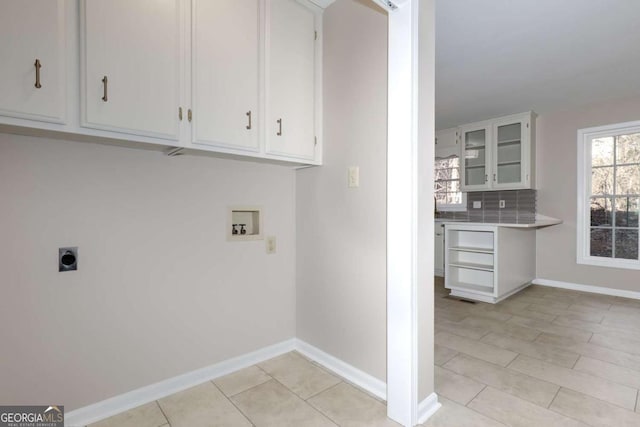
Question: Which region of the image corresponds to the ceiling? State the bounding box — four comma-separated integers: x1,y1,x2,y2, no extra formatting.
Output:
435,0,640,129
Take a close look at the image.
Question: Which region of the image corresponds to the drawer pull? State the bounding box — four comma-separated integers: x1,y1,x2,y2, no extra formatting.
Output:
246,111,252,130
101,76,108,102
34,59,42,88
277,118,282,136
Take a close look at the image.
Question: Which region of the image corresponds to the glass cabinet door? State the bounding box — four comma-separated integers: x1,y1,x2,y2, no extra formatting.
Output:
463,128,488,187
495,121,524,186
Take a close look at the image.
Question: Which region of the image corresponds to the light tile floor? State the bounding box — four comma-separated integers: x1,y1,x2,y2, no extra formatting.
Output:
431,276,640,427
88,351,400,427
89,278,640,426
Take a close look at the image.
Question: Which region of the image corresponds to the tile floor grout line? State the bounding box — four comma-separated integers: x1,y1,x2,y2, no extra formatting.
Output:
304,380,344,402
464,384,488,408
154,400,170,426
447,351,573,409
546,385,562,409
211,381,257,427
303,390,348,427
210,371,274,398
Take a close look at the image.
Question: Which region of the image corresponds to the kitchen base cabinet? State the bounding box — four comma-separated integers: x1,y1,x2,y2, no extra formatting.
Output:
444,224,535,303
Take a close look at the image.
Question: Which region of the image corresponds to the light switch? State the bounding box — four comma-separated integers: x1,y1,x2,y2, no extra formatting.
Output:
348,166,359,188
266,236,276,254
473,201,482,209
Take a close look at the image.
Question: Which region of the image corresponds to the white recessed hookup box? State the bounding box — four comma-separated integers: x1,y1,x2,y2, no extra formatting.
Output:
227,206,263,241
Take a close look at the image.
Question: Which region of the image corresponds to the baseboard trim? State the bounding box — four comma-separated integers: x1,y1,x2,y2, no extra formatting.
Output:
417,393,441,424
532,278,640,300
65,339,297,427
295,339,387,401
65,338,390,427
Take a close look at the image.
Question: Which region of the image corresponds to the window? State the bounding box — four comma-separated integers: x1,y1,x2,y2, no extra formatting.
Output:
577,121,640,270
435,154,466,211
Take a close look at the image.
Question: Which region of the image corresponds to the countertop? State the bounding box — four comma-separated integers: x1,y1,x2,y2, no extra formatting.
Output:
435,214,562,229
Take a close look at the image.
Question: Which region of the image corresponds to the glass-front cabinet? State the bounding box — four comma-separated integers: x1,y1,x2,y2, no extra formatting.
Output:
460,112,535,192
460,123,492,191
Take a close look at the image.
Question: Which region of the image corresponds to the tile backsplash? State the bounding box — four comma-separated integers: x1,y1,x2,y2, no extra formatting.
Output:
438,189,536,224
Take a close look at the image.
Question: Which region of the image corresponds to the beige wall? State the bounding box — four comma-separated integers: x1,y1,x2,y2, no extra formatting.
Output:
536,95,640,291
296,0,388,381
0,133,296,410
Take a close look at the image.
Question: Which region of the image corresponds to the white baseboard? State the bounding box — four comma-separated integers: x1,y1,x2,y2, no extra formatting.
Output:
295,339,387,400
65,338,391,427
417,393,441,424
65,339,296,427
533,278,640,300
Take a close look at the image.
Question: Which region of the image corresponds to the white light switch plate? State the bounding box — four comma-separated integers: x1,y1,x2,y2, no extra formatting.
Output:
348,166,359,188
473,201,482,209
266,236,276,254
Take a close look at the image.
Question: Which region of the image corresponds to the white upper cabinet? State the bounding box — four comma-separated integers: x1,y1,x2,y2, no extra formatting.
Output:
491,113,534,189
265,0,319,162
460,121,492,191
191,0,260,152
435,128,457,148
1,0,325,165
81,0,182,141
0,0,66,124
460,112,535,192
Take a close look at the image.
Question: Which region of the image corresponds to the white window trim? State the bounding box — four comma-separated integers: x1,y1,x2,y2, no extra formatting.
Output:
577,120,640,270
437,194,467,212
435,145,467,211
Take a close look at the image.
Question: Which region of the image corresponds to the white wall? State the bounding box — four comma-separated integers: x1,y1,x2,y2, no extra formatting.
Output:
536,95,640,291
418,0,436,404
0,133,296,410
296,0,388,382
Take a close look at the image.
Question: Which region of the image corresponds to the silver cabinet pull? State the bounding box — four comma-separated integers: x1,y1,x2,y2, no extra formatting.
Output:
178,107,183,121
34,59,42,88
246,111,252,130
101,76,108,102
485,174,488,183
188,109,192,122
277,118,282,136
493,173,497,182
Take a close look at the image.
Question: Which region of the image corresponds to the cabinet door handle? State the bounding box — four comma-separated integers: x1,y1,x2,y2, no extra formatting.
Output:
277,118,282,136
485,174,488,183
178,107,183,121
493,173,496,182
34,59,42,88
246,111,252,130
101,76,108,102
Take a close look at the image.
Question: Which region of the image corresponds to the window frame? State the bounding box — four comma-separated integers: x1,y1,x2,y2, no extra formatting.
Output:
577,120,640,270
435,146,467,212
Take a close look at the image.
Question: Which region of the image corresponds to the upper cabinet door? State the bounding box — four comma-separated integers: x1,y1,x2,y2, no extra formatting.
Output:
460,123,492,191
492,115,529,189
82,0,182,141
0,0,66,123
490,112,535,190
191,0,260,152
266,0,318,161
